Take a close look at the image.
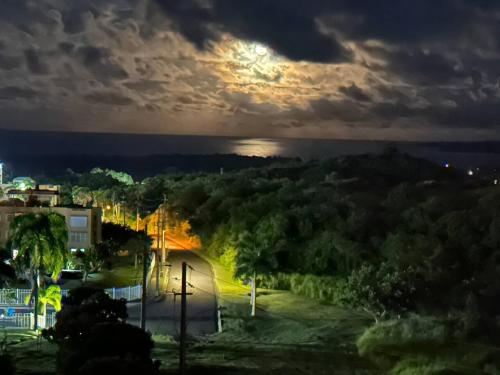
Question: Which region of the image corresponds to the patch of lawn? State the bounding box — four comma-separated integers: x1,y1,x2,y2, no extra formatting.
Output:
85,255,142,288
4,330,57,375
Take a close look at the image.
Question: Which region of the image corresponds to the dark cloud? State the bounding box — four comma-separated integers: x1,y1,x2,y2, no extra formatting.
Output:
84,91,134,106
154,0,350,63
61,10,92,34
310,98,368,122
76,46,129,81
368,47,466,86
0,86,38,100
0,0,500,139
58,42,75,54
123,80,167,95
0,54,21,70
24,48,50,75
154,1,500,62
339,84,371,102
371,86,500,129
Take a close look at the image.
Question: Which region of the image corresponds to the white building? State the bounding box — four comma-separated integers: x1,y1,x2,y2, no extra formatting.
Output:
0,206,102,252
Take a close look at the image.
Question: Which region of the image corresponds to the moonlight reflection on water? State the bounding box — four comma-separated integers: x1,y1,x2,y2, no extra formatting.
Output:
231,138,284,157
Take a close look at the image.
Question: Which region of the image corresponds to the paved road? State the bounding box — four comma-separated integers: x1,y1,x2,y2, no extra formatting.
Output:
128,250,218,337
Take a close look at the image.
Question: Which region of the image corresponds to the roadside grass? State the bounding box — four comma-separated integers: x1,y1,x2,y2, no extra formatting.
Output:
4,330,57,375
152,250,379,374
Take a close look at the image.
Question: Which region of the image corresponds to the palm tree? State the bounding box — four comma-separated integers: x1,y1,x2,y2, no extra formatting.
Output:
38,284,63,315
9,212,68,330
24,284,63,327
236,231,278,317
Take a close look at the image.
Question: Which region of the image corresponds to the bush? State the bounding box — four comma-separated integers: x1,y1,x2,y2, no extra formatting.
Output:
43,287,128,346
42,287,160,375
356,315,500,374
338,263,420,321
69,323,159,375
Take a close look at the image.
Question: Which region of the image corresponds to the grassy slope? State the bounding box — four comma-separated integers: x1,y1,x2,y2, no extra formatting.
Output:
159,251,378,374
4,252,376,375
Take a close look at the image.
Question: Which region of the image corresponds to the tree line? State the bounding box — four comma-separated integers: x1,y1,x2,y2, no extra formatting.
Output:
13,150,500,373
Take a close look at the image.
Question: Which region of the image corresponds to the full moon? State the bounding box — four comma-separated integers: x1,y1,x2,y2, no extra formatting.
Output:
254,44,268,57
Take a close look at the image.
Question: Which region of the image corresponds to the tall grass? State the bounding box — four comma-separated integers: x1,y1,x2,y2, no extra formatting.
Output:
258,273,346,304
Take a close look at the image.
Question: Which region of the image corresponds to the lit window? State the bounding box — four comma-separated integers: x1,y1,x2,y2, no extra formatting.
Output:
70,216,88,228
70,232,88,243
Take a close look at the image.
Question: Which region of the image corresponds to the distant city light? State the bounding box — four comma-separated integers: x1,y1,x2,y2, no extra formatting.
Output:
494,179,498,185
444,163,450,168
467,169,474,176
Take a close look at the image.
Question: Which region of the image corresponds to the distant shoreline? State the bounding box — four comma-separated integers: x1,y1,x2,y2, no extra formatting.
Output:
0,129,499,172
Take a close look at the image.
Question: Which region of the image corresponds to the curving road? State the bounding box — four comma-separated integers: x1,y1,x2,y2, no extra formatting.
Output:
127,250,218,337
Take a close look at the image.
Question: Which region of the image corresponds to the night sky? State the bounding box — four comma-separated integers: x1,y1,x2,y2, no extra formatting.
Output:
1,1,500,141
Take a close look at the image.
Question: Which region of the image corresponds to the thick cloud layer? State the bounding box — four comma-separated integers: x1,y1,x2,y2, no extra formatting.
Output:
0,0,499,140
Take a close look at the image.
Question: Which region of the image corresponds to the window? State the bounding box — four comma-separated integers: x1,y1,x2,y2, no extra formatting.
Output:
70,232,88,243
70,216,87,228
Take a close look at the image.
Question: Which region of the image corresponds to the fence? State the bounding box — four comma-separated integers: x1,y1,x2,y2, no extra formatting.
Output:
105,285,142,301
0,312,57,330
0,285,142,305
0,285,142,330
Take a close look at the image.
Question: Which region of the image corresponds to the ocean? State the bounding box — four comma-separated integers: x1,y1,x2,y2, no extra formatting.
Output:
0,129,499,168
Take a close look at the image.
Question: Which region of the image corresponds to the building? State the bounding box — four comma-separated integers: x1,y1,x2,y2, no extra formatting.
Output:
0,206,102,252
11,177,36,191
0,180,61,207
5,187,60,207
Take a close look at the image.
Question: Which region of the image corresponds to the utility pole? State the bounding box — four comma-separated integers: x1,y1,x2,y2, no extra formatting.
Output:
161,194,167,265
0,162,3,185
136,206,140,232
140,224,149,330
251,271,256,317
33,272,39,331
155,250,160,296
156,209,161,253
179,261,188,375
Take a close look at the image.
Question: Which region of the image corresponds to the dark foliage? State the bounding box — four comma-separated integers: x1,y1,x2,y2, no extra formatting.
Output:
0,332,14,375
101,222,149,255
43,287,159,375
41,151,500,348
43,287,128,346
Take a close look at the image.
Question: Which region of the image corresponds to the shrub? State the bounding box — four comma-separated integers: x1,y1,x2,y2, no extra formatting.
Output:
70,323,159,375
357,315,500,374
42,287,159,375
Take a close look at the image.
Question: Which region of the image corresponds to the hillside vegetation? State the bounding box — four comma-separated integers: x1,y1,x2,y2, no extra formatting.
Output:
55,150,500,373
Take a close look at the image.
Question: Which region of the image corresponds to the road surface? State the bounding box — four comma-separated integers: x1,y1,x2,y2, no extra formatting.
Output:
127,250,218,336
